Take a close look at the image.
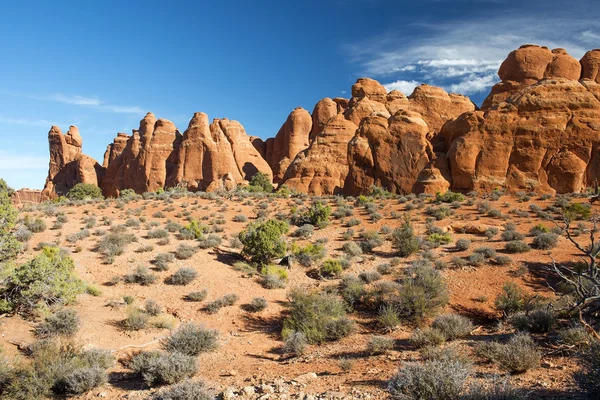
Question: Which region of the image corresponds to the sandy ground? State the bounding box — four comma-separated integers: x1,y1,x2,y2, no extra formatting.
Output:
1,191,594,399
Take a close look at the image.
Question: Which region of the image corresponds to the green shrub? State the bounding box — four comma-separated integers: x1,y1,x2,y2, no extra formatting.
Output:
162,323,219,356
292,243,326,267
0,247,83,314
261,273,287,289
247,172,273,192
293,224,314,238
96,231,137,262
130,351,198,386
388,358,471,400
282,289,354,344
320,259,343,278
396,264,449,321
35,308,80,338
529,223,549,236
426,205,453,220
342,241,363,257
427,232,452,245
24,216,46,233
150,379,214,400
578,342,600,393
0,178,20,263
436,191,465,203
391,216,419,257
510,308,555,333
168,267,198,285
495,283,527,316
240,219,289,266
378,304,401,330
564,202,591,221
501,230,524,241
67,183,103,200
431,314,473,340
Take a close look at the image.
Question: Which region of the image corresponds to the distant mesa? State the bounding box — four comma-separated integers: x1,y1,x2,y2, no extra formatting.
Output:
38,44,600,200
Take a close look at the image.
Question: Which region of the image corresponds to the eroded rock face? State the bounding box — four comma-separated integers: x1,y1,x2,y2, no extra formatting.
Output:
443,79,600,194
482,45,581,109
167,113,272,192
581,49,600,83
102,113,181,197
42,126,105,199
346,111,434,195
12,189,42,208
281,114,358,195
264,107,312,182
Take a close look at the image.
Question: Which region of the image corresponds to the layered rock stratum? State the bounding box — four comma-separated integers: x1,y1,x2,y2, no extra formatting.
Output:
39,44,600,199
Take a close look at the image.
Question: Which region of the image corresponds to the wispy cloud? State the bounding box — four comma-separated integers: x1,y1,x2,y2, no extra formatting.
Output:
346,16,598,97
384,80,421,95
0,151,47,171
3,91,145,115
0,115,59,127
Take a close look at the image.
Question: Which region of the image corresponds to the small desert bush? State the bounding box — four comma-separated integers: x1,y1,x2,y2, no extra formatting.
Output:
392,216,419,257
148,228,168,239
293,224,314,238
175,244,197,260
455,238,471,251
153,252,175,271
409,328,446,348
261,273,287,289
367,335,394,354
124,266,157,286
186,290,208,302
504,240,530,253
35,308,80,338
150,379,214,400
495,282,527,316
144,299,162,316
205,294,239,313
198,234,222,249
396,263,449,321
68,183,103,200
320,259,343,277
246,297,268,312
168,267,198,285
342,241,363,257
387,358,471,400
130,351,198,386
283,331,308,356
494,333,541,372
282,289,354,344
431,314,473,340
378,304,402,331
161,323,219,356
124,308,150,331
358,230,384,253
532,232,558,250
293,243,326,267
510,307,556,333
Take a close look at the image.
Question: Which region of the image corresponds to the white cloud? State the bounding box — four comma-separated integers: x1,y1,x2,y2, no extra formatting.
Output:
346,16,597,98
3,91,145,115
0,115,57,127
448,74,498,95
383,80,421,95
51,94,101,106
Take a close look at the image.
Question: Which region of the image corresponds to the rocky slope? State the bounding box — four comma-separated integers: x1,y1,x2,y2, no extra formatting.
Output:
40,45,600,198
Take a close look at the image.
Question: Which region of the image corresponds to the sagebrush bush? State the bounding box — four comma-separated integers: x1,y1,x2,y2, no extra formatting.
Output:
495,283,527,316
205,294,239,313
130,351,198,386
145,299,162,316
62,366,107,395
504,240,530,253
168,267,198,285
378,304,402,330
388,359,471,400
162,323,219,356
175,244,197,260
246,297,268,312
431,314,473,340
283,331,307,356
342,241,363,257
494,333,540,372
367,335,394,354
320,259,343,277
510,307,555,333
151,379,214,400
124,266,157,286
392,215,419,257
261,273,287,289
532,232,558,250
293,224,314,238
455,238,471,251
358,230,384,253
96,231,137,262
359,270,382,283
409,328,446,348
124,308,150,331
396,263,449,321
153,252,175,271
282,289,354,344
35,308,80,338
186,290,208,302
198,234,222,249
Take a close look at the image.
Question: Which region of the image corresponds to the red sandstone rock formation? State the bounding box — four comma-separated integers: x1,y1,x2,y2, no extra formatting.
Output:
12,189,42,207
41,126,105,199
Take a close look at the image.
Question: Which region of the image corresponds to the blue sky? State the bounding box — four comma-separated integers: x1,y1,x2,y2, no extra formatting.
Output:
1,0,599,189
